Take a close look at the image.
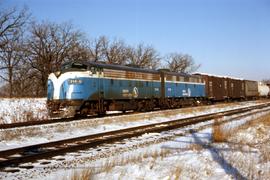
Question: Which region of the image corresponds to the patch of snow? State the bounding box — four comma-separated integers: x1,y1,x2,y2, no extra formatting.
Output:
0,98,48,124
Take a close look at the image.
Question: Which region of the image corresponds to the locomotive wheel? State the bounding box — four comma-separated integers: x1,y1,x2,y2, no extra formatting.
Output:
145,100,154,111
137,101,146,112
62,106,77,118
80,107,89,116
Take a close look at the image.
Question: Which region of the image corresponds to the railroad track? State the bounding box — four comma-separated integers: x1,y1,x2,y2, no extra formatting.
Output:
0,100,265,130
0,102,270,170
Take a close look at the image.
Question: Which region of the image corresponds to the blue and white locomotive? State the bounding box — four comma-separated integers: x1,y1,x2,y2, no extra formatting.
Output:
47,61,205,117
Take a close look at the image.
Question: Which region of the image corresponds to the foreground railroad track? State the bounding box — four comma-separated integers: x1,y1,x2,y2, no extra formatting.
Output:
0,102,270,170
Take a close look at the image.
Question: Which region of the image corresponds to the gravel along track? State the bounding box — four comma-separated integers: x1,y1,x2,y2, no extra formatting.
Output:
1,102,270,171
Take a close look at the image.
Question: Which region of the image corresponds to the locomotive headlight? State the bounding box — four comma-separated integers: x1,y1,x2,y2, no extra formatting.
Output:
54,71,61,77
68,79,83,84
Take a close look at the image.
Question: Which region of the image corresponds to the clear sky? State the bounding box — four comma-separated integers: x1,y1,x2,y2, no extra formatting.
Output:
2,0,270,80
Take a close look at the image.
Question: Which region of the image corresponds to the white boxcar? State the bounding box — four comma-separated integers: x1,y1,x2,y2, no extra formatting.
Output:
258,82,270,96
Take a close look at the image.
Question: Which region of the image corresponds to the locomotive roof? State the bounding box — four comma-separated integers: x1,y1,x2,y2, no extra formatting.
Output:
164,71,201,78
65,61,198,78
194,72,244,80
86,61,160,74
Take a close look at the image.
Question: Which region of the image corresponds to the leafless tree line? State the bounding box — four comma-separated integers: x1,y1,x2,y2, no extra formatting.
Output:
0,7,199,97
262,79,270,85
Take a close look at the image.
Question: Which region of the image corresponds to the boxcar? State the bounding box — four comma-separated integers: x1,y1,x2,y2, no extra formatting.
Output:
227,78,245,99
194,73,228,101
244,80,258,98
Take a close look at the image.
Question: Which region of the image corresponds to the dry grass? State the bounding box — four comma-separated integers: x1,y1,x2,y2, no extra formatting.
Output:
188,143,203,151
213,112,270,179
5,109,48,124
169,166,182,179
256,113,270,126
212,111,270,143
212,118,231,142
67,148,171,179
260,144,270,163
69,169,94,180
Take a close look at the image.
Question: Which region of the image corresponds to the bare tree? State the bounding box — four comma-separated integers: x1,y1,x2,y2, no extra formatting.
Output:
165,53,200,73
89,36,128,65
12,64,40,97
67,38,91,62
103,38,128,65
262,79,270,84
89,36,107,62
126,43,160,69
0,7,29,48
0,7,29,97
25,21,88,96
0,32,25,97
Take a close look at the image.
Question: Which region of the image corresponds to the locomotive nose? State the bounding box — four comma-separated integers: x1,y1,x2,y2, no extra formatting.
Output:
64,78,84,99
47,79,54,100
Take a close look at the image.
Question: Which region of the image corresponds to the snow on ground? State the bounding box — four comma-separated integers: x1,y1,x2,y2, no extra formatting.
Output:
0,98,48,124
55,111,270,180
0,100,267,151
0,99,270,179
0,102,269,179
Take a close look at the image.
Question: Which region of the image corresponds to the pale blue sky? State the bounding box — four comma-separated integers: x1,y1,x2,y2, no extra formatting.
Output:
2,0,270,80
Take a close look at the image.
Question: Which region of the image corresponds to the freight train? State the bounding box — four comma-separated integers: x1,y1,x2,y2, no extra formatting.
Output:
47,61,269,117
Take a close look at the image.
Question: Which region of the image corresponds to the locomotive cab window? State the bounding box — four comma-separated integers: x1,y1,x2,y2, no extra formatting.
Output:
61,62,87,72
90,67,97,74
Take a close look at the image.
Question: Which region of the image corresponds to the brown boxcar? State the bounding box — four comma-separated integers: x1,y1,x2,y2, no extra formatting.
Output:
195,74,228,101
244,80,258,98
227,78,245,99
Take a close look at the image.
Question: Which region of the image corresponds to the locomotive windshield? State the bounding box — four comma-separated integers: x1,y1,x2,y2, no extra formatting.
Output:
61,62,88,72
